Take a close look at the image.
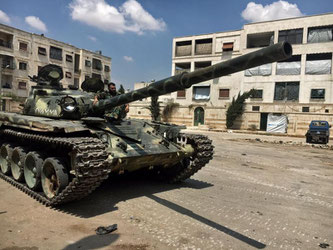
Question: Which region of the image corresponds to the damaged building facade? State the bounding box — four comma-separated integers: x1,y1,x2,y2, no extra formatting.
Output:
0,23,111,112
129,13,333,136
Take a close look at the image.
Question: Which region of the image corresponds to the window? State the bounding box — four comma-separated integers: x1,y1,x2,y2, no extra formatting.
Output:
177,90,186,98
38,47,47,56
276,55,301,75
278,29,303,44
104,65,110,72
274,82,299,101
66,54,73,62
252,106,260,111
92,73,101,79
175,63,190,74
302,107,309,112
306,53,332,75
245,63,271,76
195,38,212,55
310,89,325,99
308,25,333,43
193,86,210,100
194,61,211,70
219,89,229,98
19,62,27,70
18,81,27,89
222,42,233,52
175,41,192,57
19,42,28,51
251,89,263,99
50,46,62,60
247,32,274,48
65,72,72,78
85,75,90,80
92,58,102,70
85,60,91,67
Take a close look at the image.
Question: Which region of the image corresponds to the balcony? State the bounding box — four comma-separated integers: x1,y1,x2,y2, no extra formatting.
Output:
0,31,13,50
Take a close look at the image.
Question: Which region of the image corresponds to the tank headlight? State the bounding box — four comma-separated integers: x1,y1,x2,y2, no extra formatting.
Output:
61,96,77,113
101,134,108,143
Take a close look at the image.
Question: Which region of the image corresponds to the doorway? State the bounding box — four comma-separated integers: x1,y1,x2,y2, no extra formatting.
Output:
260,113,268,131
194,107,205,126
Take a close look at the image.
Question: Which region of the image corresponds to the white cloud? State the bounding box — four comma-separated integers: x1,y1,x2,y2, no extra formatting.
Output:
25,16,48,32
241,1,304,23
69,0,166,34
0,10,11,24
124,56,133,62
88,35,97,42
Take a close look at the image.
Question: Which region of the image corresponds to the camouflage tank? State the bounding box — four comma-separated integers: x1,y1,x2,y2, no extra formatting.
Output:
0,42,292,206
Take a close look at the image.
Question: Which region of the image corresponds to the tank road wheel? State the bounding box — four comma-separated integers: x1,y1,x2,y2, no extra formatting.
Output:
24,151,44,190
41,158,69,199
10,147,27,182
0,144,14,175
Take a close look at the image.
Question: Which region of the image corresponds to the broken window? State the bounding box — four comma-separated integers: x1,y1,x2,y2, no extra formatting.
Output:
18,81,27,89
251,89,263,99
245,63,271,76
274,82,299,101
85,60,91,67
19,62,27,70
306,53,332,75
175,41,192,57
92,58,102,70
194,61,211,70
175,63,190,75
308,25,333,43
219,89,229,98
195,38,212,55
276,55,301,75
38,47,47,56
278,29,303,44
247,32,274,48
50,46,62,60
65,72,72,78
66,54,73,62
193,86,210,100
310,89,325,99
177,90,186,98
19,42,28,51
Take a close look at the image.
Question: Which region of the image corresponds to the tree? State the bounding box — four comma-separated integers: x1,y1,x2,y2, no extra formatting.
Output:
145,95,161,121
226,89,256,129
162,100,179,122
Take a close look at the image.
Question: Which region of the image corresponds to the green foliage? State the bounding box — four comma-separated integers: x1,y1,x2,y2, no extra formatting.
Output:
226,89,256,129
145,95,161,121
162,100,179,122
118,84,125,94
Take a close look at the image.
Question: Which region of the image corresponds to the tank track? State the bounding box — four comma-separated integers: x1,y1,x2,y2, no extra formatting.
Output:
151,133,214,183
0,129,111,206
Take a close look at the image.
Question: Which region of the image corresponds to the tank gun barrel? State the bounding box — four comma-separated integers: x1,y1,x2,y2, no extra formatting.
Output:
93,42,292,112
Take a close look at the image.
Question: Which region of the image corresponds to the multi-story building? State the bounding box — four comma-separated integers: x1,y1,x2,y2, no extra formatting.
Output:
129,13,333,136
0,23,111,112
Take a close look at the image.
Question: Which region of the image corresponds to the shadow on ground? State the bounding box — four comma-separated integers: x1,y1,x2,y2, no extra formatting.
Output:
56,174,213,218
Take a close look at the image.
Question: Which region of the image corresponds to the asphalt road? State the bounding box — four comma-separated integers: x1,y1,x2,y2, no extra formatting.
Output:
0,131,332,250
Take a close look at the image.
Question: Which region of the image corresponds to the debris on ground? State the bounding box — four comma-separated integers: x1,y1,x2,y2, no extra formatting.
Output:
95,224,118,235
319,243,330,248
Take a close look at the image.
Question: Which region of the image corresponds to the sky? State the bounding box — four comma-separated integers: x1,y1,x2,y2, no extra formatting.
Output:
0,0,333,90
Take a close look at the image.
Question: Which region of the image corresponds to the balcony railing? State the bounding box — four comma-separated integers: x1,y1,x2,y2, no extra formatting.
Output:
0,40,12,49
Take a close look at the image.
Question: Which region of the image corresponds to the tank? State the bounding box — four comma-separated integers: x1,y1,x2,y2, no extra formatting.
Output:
0,42,292,206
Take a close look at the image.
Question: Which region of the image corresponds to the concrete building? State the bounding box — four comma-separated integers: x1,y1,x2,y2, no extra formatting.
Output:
129,13,333,136
0,23,111,112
